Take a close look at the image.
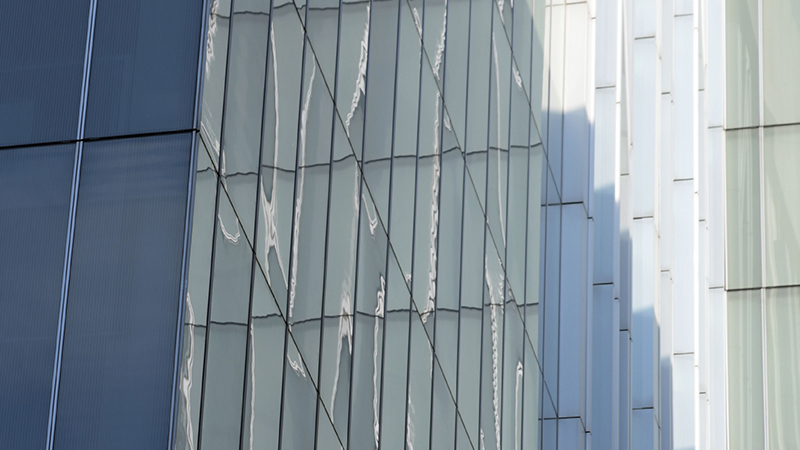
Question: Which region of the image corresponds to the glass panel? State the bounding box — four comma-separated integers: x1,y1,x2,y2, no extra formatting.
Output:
725,128,761,289
765,287,800,448
764,125,800,287
201,0,233,167
0,1,90,147
0,144,74,449
727,290,765,450
241,278,285,450
430,309,459,448
174,140,215,450
54,133,192,449
502,307,525,450
199,323,248,450
84,0,204,137
443,0,470,141
724,0,759,128
376,260,411,450
763,0,800,125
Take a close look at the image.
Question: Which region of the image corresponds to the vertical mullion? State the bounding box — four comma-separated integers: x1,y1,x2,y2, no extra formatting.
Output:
197,0,238,446
236,0,276,447
478,1,496,445
313,0,346,447
276,13,312,450
46,0,98,447
452,0,474,444
376,0,405,446
402,0,427,446
345,0,375,445
519,5,536,449
427,0,450,444
498,3,517,448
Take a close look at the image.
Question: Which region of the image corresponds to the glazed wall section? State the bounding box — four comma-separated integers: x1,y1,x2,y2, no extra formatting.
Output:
0,1,204,449
725,0,800,448
175,0,554,448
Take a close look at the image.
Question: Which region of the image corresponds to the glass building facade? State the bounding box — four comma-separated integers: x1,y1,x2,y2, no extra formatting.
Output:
177,0,551,448
725,0,800,448
4,0,800,449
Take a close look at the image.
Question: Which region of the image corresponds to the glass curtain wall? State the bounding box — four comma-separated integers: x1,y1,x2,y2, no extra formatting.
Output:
725,0,800,448
175,0,555,448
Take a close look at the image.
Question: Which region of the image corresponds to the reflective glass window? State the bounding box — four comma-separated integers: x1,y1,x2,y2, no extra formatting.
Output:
764,125,800,287
725,128,761,289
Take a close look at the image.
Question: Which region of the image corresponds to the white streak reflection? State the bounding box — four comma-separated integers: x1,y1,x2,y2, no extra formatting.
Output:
485,257,503,450
332,4,369,418
492,33,506,248
181,293,196,450
260,24,288,291
345,6,371,136
406,390,416,450
514,361,523,450
373,276,385,449
205,0,219,76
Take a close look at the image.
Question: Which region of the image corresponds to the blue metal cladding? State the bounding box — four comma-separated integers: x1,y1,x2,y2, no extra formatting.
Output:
0,1,91,148
52,134,194,450
0,0,206,447
0,145,75,449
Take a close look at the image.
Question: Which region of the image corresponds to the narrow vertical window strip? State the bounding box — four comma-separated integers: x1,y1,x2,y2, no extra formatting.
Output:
169,131,200,450
46,0,98,447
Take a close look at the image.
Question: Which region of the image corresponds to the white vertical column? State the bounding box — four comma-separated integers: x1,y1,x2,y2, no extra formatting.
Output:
705,0,727,446
590,0,622,445
631,0,662,438
671,0,699,443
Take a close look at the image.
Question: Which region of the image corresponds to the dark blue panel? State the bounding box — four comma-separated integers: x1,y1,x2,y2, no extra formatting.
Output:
84,0,204,138
0,1,90,147
54,133,192,449
0,145,74,449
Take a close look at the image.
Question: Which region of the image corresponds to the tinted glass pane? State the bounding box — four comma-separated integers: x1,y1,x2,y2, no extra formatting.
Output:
763,0,800,125
727,290,765,450
765,287,800,448
0,145,74,449
0,1,90,147
764,125,800,287
54,133,192,449
84,0,203,138
724,0,759,128
725,129,761,289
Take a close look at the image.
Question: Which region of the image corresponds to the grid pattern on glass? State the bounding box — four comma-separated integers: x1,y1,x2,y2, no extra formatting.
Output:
724,0,800,447
176,0,556,447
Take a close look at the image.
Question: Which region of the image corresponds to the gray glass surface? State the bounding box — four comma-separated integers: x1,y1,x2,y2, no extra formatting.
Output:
0,1,90,147
173,0,552,446
765,287,800,449
725,128,761,289
727,290,765,450
54,133,192,449
84,0,203,138
0,145,74,449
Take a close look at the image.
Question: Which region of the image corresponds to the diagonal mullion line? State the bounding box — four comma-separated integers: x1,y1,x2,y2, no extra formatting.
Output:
193,1,552,449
